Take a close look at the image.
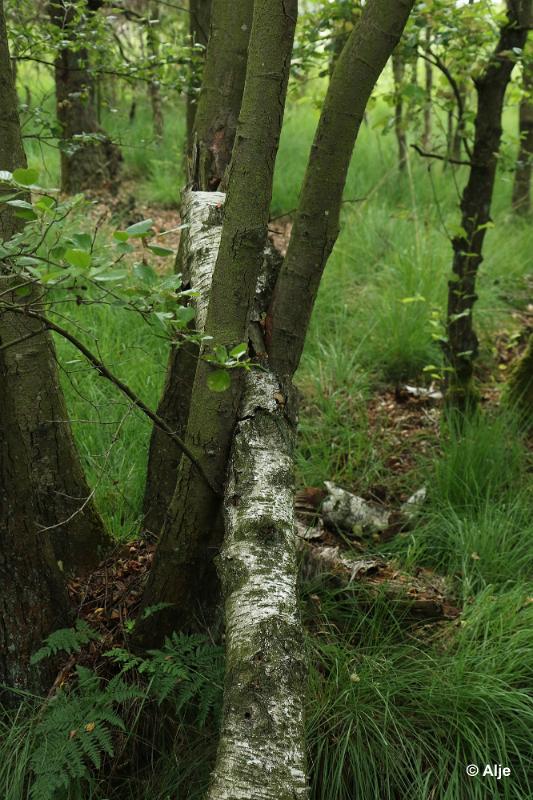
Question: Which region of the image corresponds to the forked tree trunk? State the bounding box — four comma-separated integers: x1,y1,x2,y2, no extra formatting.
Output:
136,0,297,646
512,45,533,214
392,51,408,171
142,0,252,535
445,0,531,410
207,370,307,800
268,0,415,382
50,0,121,194
0,0,69,703
0,2,110,576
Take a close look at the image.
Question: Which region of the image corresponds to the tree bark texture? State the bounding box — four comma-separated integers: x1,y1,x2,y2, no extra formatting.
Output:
136,0,297,645
512,42,533,214
445,0,531,410
267,0,415,382
0,1,109,576
143,190,224,537
186,0,213,156
206,370,308,800
50,0,121,194
144,0,252,529
190,0,253,190
0,0,69,702
392,50,408,171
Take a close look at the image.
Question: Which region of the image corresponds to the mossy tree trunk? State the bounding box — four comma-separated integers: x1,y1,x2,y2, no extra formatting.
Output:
512,41,533,214
0,0,70,704
0,1,110,576
445,0,531,411
142,0,252,537
267,0,415,383
50,0,121,194
136,0,297,645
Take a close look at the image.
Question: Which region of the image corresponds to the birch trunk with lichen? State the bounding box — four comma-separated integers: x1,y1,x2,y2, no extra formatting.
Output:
207,370,308,800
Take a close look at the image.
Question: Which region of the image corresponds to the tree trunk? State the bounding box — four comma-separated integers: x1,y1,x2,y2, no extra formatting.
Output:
147,2,164,142
0,0,70,704
206,371,308,800
186,0,213,158
512,45,533,214
422,25,432,151
445,1,531,411
50,0,121,194
142,0,252,535
142,191,224,537
135,0,297,646
392,51,408,171
190,0,254,190
0,1,110,576
267,0,416,383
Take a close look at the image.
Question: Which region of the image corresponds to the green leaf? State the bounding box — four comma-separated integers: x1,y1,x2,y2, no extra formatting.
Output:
12,167,39,186
147,244,174,257
133,262,157,284
35,196,56,212
7,199,33,210
71,233,92,251
14,208,38,221
113,230,129,242
229,343,247,359
126,218,153,237
214,345,228,364
207,369,231,393
92,269,128,282
175,306,196,326
65,248,92,269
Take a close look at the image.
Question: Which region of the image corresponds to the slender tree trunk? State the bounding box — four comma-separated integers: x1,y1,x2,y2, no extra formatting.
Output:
392,51,408,171
142,0,252,536
147,2,164,142
267,0,416,383
186,0,212,158
0,0,69,703
0,2,110,576
190,0,254,190
445,0,531,411
512,45,533,214
50,0,121,194
136,0,297,646
206,371,308,800
422,25,432,151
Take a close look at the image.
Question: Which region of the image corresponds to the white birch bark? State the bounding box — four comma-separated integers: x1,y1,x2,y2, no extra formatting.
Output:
206,370,308,800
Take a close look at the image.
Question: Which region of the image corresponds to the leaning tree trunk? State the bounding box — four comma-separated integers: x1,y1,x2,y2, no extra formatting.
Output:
186,0,213,157
445,0,531,411
512,42,533,214
206,370,308,800
392,50,408,171
142,0,253,536
0,1,110,576
422,25,432,151
50,0,121,194
0,0,70,704
135,0,297,646
268,0,416,382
